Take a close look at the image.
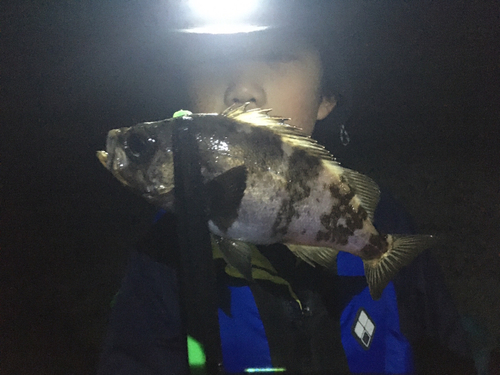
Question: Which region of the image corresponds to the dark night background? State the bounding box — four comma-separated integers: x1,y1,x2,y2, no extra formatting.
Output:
1,1,499,374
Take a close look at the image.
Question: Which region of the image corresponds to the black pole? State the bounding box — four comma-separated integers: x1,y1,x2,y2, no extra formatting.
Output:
172,117,224,375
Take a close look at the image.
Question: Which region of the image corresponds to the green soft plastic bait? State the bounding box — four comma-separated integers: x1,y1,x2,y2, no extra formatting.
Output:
173,109,193,118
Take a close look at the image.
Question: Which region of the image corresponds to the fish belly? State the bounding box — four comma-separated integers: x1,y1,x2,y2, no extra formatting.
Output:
207,164,381,260
209,171,290,244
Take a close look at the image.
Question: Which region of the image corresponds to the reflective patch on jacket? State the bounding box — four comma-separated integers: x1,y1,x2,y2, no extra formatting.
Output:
338,252,414,374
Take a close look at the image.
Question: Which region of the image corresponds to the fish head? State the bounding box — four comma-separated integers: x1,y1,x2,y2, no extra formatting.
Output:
97,119,176,209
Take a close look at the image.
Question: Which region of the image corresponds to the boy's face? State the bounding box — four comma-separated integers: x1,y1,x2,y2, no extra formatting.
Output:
184,36,336,136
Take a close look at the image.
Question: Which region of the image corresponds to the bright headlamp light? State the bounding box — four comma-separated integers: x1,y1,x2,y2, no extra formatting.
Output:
178,0,270,34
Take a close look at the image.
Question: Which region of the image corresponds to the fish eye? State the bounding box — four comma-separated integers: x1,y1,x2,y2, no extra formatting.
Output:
124,131,156,163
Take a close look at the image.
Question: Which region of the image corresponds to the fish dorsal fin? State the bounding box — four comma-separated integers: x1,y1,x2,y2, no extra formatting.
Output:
222,103,338,163
342,168,380,221
223,102,289,127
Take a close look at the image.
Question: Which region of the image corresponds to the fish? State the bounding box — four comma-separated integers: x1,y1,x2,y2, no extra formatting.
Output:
97,104,434,299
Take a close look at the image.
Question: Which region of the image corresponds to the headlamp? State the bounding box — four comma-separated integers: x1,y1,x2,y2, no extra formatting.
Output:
172,0,271,35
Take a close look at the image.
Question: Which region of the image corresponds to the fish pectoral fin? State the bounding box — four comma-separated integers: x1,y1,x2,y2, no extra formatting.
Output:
285,244,339,269
206,165,248,232
364,234,437,300
213,235,253,281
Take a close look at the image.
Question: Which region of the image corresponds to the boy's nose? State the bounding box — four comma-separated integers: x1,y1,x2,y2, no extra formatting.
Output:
224,82,266,109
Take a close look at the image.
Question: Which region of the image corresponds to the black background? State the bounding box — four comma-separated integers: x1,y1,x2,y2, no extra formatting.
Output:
1,1,499,374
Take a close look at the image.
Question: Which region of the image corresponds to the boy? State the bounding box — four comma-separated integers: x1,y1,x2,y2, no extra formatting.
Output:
98,8,475,375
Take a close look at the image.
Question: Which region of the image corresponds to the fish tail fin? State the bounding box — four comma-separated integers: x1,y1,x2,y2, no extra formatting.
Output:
364,234,437,300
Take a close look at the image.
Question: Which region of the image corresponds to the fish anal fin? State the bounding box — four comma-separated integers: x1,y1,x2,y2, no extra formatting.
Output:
364,234,436,300
285,244,339,269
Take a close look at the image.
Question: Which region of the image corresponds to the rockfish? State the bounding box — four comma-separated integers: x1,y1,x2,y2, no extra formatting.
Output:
97,104,434,299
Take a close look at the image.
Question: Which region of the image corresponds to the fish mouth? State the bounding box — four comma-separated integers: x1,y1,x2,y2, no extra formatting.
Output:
97,151,108,169
97,147,132,187
97,129,124,170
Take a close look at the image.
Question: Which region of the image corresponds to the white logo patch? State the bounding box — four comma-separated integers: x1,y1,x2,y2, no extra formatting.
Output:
352,308,376,350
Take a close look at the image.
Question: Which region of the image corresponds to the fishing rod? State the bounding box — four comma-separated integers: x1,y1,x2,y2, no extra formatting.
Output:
173,118,224,375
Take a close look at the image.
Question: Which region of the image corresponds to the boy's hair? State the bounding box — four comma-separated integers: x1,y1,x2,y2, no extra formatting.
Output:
261,2,354,135
318,42,353,124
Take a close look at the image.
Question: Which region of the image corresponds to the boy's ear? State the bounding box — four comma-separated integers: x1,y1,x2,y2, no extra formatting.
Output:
316,95,337,121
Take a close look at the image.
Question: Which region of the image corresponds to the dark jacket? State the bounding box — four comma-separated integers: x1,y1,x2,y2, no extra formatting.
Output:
97,192,475,374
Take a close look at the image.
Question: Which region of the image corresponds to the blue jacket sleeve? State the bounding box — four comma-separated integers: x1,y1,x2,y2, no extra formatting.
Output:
97,250,188,375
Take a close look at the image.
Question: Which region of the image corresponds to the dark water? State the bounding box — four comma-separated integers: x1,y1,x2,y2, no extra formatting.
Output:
1,1,499,374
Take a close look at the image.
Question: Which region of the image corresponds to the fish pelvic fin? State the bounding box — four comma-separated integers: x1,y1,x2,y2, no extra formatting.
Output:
285,244,339,269
212,235,253,281
364,234,437,300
